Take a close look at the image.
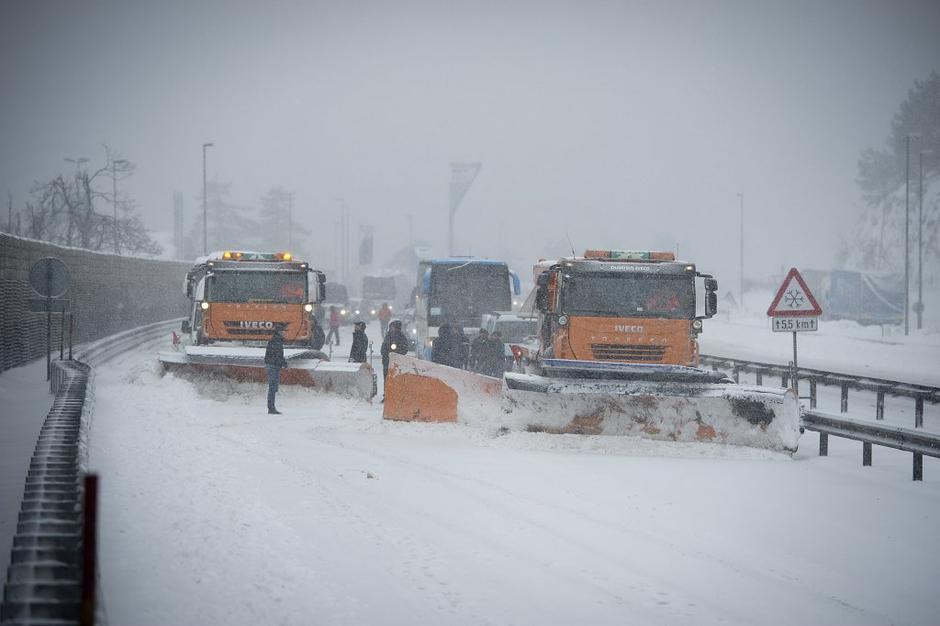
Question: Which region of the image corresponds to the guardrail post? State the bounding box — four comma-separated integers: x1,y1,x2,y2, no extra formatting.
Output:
732,367,739,383
862,442,872,466
809,379,817,409
819,432,828,456
913,453,923,481
840,382,849,413
915,397,924,428
781,372,789,388
876,391,885,420
81,474,98,626
755,370,763,386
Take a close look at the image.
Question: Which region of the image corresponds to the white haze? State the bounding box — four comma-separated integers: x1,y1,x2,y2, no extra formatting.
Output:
1,0,939,288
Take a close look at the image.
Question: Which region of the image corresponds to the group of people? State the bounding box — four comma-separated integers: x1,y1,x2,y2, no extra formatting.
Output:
264,306,408,413
432,322,506,378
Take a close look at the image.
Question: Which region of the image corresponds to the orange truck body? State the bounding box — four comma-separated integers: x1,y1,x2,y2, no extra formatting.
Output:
184,251,325,347
534,250,716,367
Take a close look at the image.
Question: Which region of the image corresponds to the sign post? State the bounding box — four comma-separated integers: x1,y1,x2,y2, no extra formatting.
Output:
28,257,71,380
767,267,822,396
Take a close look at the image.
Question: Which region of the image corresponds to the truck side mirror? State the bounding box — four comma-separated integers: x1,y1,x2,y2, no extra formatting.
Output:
704,277,718,318
535,274,549,312
181,319,191,334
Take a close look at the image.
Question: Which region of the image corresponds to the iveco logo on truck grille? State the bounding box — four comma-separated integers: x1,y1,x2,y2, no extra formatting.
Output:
613,325,644,333
234,321,276,329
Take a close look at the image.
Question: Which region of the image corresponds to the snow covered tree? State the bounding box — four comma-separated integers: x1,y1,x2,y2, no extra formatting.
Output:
14,149,161,255
255,187,311,252
188,180,260,255
844,73,940,272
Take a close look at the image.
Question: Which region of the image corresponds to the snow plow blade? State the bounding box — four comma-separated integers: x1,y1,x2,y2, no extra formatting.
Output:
383,354,502,423
504,365,800,453
384,355,798,452
159,345,376,399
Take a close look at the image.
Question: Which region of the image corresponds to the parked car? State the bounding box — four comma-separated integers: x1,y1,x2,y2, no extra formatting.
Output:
481,312,539,370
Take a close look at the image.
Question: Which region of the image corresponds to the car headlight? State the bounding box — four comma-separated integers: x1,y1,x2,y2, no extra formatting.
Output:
304,303,313,312
340,309,347,315
354,309,360,315
412,328,417,334
370,309,376,315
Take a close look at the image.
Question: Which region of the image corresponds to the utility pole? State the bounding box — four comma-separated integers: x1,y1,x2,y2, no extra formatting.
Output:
286,191,294,251
917,149,933,330
202,142,213,255
110,159,128,255
737,192,744,309
448,162,481,256
904,135,915,335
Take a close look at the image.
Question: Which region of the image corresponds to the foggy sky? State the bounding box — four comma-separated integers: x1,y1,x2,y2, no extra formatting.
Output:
2,0,939,290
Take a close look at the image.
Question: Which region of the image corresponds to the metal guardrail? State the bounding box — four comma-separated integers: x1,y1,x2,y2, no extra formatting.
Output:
701,353,940,481
1,319,181,625
700,354,938,426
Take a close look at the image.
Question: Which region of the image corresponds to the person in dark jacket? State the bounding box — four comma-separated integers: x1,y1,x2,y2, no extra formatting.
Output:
431,321,458,367
484,330,506,377
264,323,288,414
309,317,326,351
381,320,409,382
469,328,489,373
454,324,470,369
349,321,368,363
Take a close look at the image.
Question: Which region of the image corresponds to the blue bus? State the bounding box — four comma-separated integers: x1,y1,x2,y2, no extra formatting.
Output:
413,258,521,359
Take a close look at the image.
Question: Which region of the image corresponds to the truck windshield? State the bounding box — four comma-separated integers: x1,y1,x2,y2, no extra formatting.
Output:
324,283,348,303
495,320,538,342
561,273,694,319
362,276,396,300
429,264,510,326
210,271,307,304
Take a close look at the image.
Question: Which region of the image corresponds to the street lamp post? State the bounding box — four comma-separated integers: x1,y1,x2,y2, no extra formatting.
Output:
904,134,919,335
111,159,128,254
917,149,933,330
737,193,744,309
202,143,214,255
287,191,294,251
63,157,89,245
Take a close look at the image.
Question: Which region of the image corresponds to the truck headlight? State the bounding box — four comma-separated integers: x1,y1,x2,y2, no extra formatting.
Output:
200,301,209,310
340,309,347,316
557,315,568,326
304,303,313,312
692,319,703,330
370,309,376,315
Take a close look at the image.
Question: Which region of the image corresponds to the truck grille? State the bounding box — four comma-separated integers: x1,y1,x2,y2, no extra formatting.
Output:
591,343,666,362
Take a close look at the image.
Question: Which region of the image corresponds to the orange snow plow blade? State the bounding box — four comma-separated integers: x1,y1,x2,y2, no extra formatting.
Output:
383,354,502,423
382,355,800,453
159,345,376,399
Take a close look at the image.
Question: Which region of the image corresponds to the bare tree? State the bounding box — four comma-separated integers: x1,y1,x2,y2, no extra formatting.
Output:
16,147,161,255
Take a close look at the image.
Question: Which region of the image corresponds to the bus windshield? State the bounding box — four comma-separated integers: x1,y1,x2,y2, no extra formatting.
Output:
209,271,307,304
561,273,694,319
428,264,510,325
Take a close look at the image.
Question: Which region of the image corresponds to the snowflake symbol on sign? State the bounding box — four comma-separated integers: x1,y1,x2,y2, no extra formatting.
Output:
784,289,805,308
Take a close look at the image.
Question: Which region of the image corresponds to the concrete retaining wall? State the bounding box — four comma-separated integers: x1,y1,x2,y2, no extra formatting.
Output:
0,234,191,373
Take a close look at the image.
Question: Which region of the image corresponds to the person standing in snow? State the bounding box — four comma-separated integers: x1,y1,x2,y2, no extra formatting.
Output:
469,328,489,373
349,320,368,363
264,323,288,414
326,305,341,346
377,302,392,337
484,330,506,377
381,319,409,382
309,316,326,351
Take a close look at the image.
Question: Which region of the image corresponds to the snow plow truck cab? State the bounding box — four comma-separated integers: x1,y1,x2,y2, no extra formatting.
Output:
159,251,375,399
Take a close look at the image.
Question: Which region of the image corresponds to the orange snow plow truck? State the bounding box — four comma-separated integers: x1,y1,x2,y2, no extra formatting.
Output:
384,249,799,452
158,251,375,399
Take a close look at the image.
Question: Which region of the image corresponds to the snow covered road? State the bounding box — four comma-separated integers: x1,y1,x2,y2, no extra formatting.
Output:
88,339,940,625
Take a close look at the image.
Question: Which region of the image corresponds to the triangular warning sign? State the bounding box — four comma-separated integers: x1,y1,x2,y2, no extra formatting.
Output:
767,268,822,317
